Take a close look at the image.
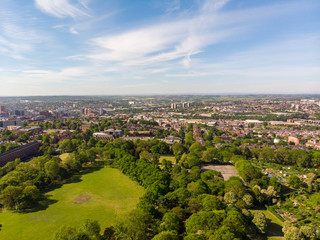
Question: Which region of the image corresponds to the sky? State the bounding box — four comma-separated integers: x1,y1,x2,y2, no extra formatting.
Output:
0,0,319,96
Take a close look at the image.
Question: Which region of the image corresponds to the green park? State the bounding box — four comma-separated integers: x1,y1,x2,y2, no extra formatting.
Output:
0,167,144,240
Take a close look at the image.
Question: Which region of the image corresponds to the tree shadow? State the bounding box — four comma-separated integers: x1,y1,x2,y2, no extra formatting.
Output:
44,166,103,192
266,219,283,237
21,195,59,213
252,206,284,238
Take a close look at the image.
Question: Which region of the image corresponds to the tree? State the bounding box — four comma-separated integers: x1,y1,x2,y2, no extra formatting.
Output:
172,143,186,157
184,155,201,169
188,198,202,214
184,233,206,240
0,145,5,154
261,186,278,204
235,160,262,182
269,176,282,192
151,142,170,155
160,212,181,232
288,175,301,188
63,154,82,172
201,170,223,183
185,210,226,234
189,166,201,182
103,226,116,240
252,185,264,204
22,185,40,208
222,210,247,237
242,194,254,208
59,139,75,153
187,181,206,198
252,211,268,234
115,209,152,240
225,178,245,198
54,226,78,240
282,222,303,240
152,231,179,240
53,220,102,240
209,226,239,240
300,225,316,240
80,219,101,239
201,194,224,211
224,191,237,206
0,185,23,210
258,147,274,162
189,142,205,152
185,132,195,147
45,160,60,180
202,148,221,163
213,137,223,144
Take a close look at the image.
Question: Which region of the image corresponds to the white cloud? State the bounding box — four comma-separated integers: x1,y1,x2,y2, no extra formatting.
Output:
182,53,192,69
34,0,90,18
86,0,306,71
0,6,48,59
149,68,169,74
166,72,209,77
197,34,320,75
87,0,234,68
20,67,92,84
165,0,180,13
69,27,79,34
1,0,319,95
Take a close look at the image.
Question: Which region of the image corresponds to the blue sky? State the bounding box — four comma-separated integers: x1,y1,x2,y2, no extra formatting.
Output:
0,0,319,96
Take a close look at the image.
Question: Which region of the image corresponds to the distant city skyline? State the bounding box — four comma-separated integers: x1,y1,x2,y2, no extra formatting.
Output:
0,0,319,96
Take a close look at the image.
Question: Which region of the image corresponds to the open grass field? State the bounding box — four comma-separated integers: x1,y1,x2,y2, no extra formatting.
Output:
59,153,71,162
0,167,144,240
159,155,176,164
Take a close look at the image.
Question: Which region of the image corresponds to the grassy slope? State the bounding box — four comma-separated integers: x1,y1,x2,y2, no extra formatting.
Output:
252,209,284,240
59,153,71,162
0,167,144,240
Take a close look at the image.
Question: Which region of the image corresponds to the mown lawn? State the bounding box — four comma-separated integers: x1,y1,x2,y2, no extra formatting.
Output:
159,155,176,164
59,153,71,162
0,167,144,240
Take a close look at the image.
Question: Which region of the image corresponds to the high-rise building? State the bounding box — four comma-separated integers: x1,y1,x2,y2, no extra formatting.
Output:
0,106,6,113
100,108,106,115
171,103,178,109
83,108,92,115
182,102,190,108
12,109,25,116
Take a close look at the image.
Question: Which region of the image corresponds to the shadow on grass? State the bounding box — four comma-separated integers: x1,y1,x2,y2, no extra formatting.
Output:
251,206,284,238
21,196,59,213
23,166,103,213
45,166,103,192
267,219,283,237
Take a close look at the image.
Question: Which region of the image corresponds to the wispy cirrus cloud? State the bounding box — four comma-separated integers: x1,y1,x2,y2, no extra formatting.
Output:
87,0,230,68
34,0,90,18
21,67,92,83
86,0,308,71
1,0,319,95
0,4,47,59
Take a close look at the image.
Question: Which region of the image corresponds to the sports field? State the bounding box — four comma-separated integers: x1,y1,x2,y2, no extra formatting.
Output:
0,167,144,240
201,164,238,180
